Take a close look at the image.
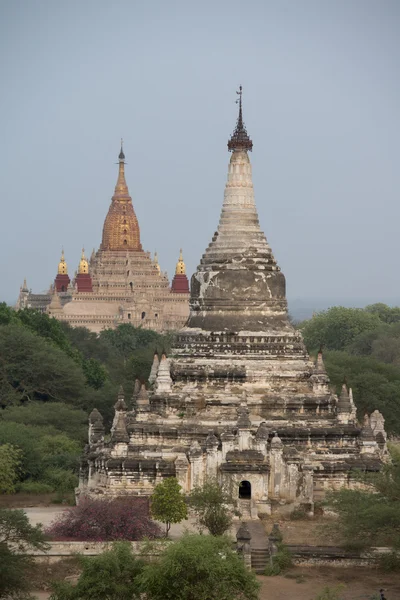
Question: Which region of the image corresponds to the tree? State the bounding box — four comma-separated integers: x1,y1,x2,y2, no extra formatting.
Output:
365,303,400,324
323,351,400,433
189,479,236,536
46,496,162,541
138,534,260,600
0,324,87,407
324,444,400,550
300,307,381,351
0,444,23,494
50,541,145,600
1,402,88,444
0,508,49,599
151,477,188,537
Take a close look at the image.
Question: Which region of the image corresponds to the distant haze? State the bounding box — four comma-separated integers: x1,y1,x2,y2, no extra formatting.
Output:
0,1,399,312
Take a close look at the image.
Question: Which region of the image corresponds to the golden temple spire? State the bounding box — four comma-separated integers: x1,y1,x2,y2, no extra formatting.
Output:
175,248,186,275
78,248,89,274
154,251,161,274
58,248,68,275
114,139,129,199
101,141,142,251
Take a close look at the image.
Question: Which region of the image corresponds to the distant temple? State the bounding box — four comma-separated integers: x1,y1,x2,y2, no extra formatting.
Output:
80,89,387,515
16,143,189,333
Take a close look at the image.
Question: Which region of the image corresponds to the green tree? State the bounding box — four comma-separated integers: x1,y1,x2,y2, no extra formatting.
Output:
0,508,49,599
324,445,400,550
50,541,144,600
365,303,400,324
0,444,23,494
323,351,400,433
151,477,188,536
0,324,87,407
189,479,236,536
82,358,108,389
139,534,260,600
0,402,88,444
300,307,381,351
100,324,162,364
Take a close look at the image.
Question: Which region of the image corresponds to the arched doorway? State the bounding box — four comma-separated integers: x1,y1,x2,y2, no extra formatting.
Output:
239,481,251,499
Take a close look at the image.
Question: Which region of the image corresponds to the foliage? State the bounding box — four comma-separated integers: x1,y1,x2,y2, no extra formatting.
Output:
324,445,400,550
323,351,400,432
189,478,236,536
0,443,23,494
300,306,381,351
0,402,88,444
377,550,400,572
0,324,87,406
99,324,164,364
151,477,188,536
0,508,49,599
138,534,260,600
50,541,145,600
15,481,54,494
81,357,108,389
46,496,162,541
264,543,293,576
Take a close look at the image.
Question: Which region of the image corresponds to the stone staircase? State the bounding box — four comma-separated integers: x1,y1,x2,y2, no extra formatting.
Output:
238,499,252,520
251,548,269,574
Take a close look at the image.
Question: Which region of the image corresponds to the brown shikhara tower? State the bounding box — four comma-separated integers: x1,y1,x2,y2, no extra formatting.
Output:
16,143,189,333
101,146,142,251
80,89,387,514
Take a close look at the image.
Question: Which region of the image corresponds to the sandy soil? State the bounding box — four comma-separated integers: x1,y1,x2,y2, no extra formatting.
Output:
258,567,400,599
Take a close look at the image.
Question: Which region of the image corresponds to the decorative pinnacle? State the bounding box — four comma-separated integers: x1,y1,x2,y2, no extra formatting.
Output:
119,138,125,161
227,85,253,152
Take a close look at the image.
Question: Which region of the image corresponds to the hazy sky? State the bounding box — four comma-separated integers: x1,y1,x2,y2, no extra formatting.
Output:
1,0,399,309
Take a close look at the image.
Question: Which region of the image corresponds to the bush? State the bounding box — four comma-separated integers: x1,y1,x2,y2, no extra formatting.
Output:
377,551,400,572
189,479,236,536
138,534,260,600
46,496,162,541
50,541,144,600
264,543,293,576
15,481,54,494
42,468,79,494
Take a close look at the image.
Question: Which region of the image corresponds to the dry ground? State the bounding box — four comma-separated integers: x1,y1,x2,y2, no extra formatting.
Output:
258,567,400,599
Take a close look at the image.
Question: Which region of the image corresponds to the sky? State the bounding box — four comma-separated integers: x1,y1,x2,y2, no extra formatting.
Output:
0,0,399,312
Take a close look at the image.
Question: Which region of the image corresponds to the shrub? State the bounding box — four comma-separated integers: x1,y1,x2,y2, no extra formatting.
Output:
42,468,79,494
50,541,144,600
46,496,162,541
15,481,54,494
138,534,260,600
189,478,236,536
377,551,400,572
264,544,293,576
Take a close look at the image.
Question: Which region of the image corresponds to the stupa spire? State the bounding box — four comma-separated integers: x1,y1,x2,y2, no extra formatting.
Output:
58,248,68,275
227,86,253,152
101,141,142,251
114,139,129,199
187,87,286,331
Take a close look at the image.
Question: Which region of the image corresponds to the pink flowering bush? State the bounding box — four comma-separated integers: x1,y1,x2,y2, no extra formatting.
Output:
46,496,162,541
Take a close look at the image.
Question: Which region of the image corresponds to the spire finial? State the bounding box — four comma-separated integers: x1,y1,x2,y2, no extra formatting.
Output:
175,248,186,275
228,85,253,152
119,138,125,161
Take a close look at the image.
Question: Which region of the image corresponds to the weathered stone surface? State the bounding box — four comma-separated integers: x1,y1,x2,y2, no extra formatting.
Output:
79,93,386,513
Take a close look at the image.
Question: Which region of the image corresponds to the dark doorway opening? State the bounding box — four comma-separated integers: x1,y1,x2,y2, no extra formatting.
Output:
239,481,251,499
